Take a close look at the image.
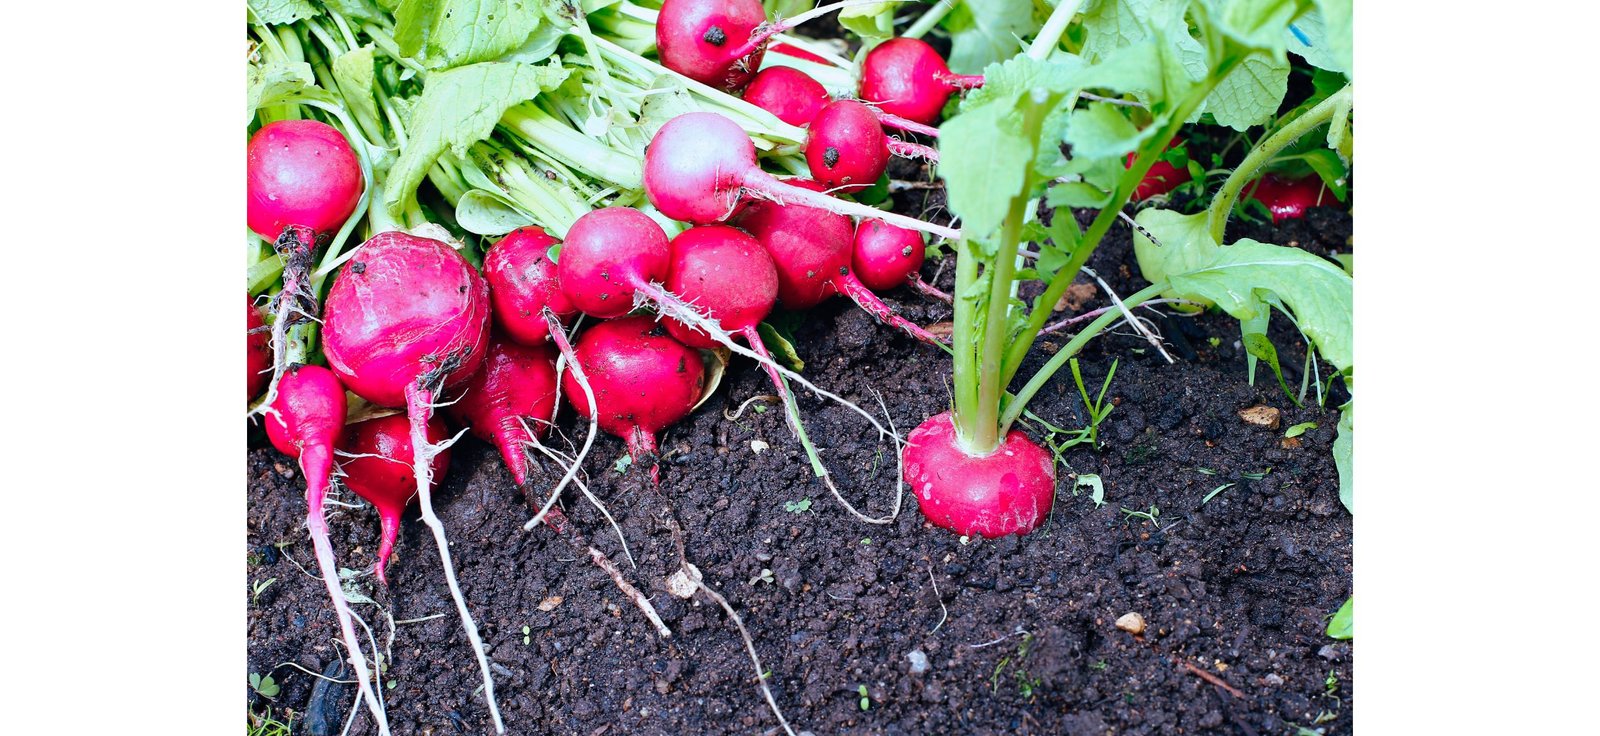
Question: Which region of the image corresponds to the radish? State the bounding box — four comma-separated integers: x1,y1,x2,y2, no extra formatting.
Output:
852,219,926,292
902,410,1056,538
247,119,364,241
654,0,862,91
321,230,504,732
339,413,452,583
1245,173,1330,222
560,315,706,466
483,226,578,345
744,66,831,126
859,38,984,126
263,364,390,734
445,337,559,487
807,100,938,192
770,42,829,64
735,180,944,345
642,111,958,240
247,295,270,399
1128,141,1193,201
661,225,778,349
557,207,672,319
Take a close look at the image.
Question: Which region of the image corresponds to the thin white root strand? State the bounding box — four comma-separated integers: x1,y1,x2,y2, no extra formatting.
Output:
669,565,798,736
525,426,636,568
590,547,671,637
306,520,391,735
1083,266,1175,364
526,309,600,532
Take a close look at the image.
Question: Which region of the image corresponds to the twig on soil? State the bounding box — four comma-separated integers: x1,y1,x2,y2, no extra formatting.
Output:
1082,266,1175,364
927,564,949,634
1178,660,1245,698
394,613,448,625
668,564,798,736
590,546,672,637
967,625,1030,649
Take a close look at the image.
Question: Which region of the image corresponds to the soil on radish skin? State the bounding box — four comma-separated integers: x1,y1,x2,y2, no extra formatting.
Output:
246,200,1352,735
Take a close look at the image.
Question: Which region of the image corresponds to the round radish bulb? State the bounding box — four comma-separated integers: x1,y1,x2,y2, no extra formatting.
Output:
1246,173,1330,223
859,38,983,126
247,119,364,240
323,231,490,408
248,295,271,399
445,338,559,486
561,315,706,461
853,219,926,292
1127,139,1192,201
340,414,452,584
902,411,1056,538
656,0,770,91
557,208,672,319
806,100,889,192
483,226,578,344
744,66,831,126
265,364,348,462
662,225,779,349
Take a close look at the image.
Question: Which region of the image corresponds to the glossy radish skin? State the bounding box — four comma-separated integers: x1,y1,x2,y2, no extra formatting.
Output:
340,414,452,584
859,38,983,125
806,100,889,192
557,208,672,318
903,411,1056,538
853,219,926,291
247,119,363,240
446,338,559,486
734,179,853,309
663,225,779,349
484,226,577,344
656,0,769,91
323,231,491,407
265,365,348,462
744,66,830,126
1246,174,1329,222
561,315,706,460
248,295,271,399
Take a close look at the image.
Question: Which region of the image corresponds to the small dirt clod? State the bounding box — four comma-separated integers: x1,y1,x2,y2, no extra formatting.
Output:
1238,404,1282,430
1116,612,1147,635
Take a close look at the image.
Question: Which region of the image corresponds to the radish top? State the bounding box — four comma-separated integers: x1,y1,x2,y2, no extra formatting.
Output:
558,207,672,318
852,219,926,292
561,315,706,457
246,119,364,240
643,112,761,224
662,225,779,349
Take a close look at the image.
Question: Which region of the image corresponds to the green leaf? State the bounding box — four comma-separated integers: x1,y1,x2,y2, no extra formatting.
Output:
331,46,380,134
384,60,569,217
1242,333,1298,405
1077,0,1207,96
838,2,895,42
1131,209,1218,288
1198,0,1302,56
1074,474,1106,508
1285,7,1348,74
784,498,813,513
1333,401,1351,512
455,190,536,235
1301,148,1349,201
1284,421,1317,438
1046,182,1112,209
1063,102,1155,159
1325,596,1352,639
1307,0,1353,76
395,0,544,70
941,102,1032,239
945,0,1038,74
1192,51,1290,130
247,60,315,121
757,322,806,371
249,0,320,25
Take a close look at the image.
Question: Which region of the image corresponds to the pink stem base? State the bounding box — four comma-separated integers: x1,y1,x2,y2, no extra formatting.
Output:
837,273,947,345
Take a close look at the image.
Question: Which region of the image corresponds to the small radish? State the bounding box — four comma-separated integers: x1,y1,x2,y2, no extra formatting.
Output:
248,295,270,399
339,413,452,583
656,0,770,91
247,119,364,241
852,219,926,292
483,226,578,344
561,315,706,464
557,207,672,319
859,38,984,126
662,225,778,349
744,66,831,126
445,337,559,486
735,180,944,344
263,365,390,734
902,410,1056,538
642,111,958,240
1128,141,1193,201
806,100,890,191
1245,173,1330,222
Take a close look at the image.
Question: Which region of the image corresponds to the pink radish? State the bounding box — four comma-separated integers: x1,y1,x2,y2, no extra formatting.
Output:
769,42,829,64
860,37,984,126
735,180,944,344
247,119,364,240
556,208,672,319
339,413,452,582
1245,173,1331,222
852,219,926,292
744,66,831,126
248,295,270,399
445,337,559,486
483,226,578,344
321,229,504,732
1128,139,1192,201
560,315,706,465
656,0,771,91
641,111,959,241
806,100,891,191
902,410,1056,538
662,225,778,349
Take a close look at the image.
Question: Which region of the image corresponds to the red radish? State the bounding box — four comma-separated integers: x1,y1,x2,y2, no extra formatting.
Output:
247,119,364,241
807,100,890,191
557,207,672,319
744,66,831,126
735,180,944,344
1245,173,1330,222
445,337,559,486
860,38,984,126
662,225,778,349
770,42,829,64
853,219,926,292
340,413,451,583
642,111,959,240
561,315,706,463
655,0,770,91
902,411,1056,538
321,229,504,732
483,226,578,344
1127,140,1192,200
248,295,271,399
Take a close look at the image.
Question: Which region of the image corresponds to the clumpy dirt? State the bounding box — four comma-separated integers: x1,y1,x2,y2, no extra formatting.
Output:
247,199,1353,735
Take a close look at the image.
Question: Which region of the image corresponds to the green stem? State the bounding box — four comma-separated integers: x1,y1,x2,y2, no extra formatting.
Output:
950,238,982,439
903,0,957,39
1207,83,1351,243
967,195,1030,454
1025,0,1083,61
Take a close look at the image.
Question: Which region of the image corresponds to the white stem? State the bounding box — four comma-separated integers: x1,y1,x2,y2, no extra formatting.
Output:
524,310,600,532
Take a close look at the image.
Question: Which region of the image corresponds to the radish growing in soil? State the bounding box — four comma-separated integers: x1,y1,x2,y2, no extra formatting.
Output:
340,413,451,583
859,37,984,126
247,119,364,241
852,219,927,292
247,295,271,399
902,410,1056,537
445,337,559,487
1128,141,1193,201
321,230,505,732
483,226,579,345
263,365,391,734
1245,173,1330,222
807,100,937,192
641,111,959,240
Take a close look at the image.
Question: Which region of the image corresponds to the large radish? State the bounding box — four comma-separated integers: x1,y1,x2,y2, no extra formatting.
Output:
902,410,1056,538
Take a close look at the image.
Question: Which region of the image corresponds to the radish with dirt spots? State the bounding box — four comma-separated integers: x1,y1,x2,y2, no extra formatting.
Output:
806,100,937,192
339,413,451,583
743,66,831,126
859,37,984,126
902,410,1056,538
655,0,866,91
560,315,706,472
853,219,927,292
661,225,779,349
445,337,559,487
483,226,578,345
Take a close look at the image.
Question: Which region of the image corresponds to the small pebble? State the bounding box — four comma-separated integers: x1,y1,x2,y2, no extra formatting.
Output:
1116,612,1147,635
1238,405,1282,430
907,650,930,675
1264,673,1285,686
538,595,564,612
1318,644,1342,661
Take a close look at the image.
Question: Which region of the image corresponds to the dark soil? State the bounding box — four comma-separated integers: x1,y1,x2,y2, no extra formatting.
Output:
247,193,1353,735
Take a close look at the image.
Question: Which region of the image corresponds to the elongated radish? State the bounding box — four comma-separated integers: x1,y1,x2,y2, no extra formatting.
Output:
264,365,390,735
446,337,559,486
662,225,778,349
642,111,959,241
321,230,504,732
902,410,1056,538
483,226,578,344
735,180,944,344
860,37,984,126
560,315,706,466
852,219,926,292
1245,173,1330,222
247,119,364,241
248,295,270,399
744,66,831,126
340,413,451,582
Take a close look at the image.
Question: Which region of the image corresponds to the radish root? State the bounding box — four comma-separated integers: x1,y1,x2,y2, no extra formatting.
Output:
668,564,798,736
524,309,600,532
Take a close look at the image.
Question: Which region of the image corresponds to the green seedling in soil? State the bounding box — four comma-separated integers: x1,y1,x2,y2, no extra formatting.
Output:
1039,359,1120,460
858,684,871,711
989,633,1040,697
1121,505,1161,525
1325,597,1353,640
251,577,277,606
247,707,293,736
860,538,872,545
1202,483,1235,504
388,679,398,690
1285,421,1318,438
1073,474,1106,509
522,626,531,645
1242,468,1272,480
749,569,776,586
613,454,633,474
1090,660,1108,672
249,672,281,699
783,498,813,513
1197,467,1217,475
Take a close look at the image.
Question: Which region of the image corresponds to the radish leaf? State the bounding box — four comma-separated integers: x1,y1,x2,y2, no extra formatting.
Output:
395,0,544,70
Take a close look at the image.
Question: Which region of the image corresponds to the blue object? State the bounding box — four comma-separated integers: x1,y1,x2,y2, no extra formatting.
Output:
1289,23,1312,46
